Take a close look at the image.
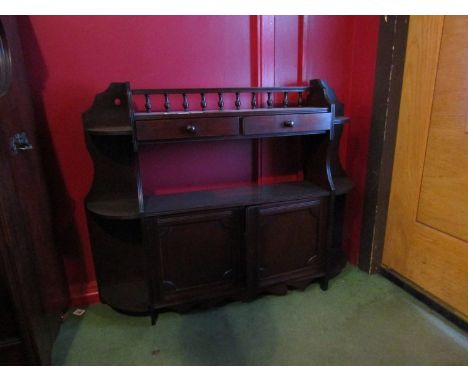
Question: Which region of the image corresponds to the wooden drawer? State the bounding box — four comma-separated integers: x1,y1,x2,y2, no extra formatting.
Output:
136,117,239,141
242,112,332,136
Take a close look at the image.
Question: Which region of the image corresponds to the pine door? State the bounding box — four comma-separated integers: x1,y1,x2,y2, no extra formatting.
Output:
382,16,468,320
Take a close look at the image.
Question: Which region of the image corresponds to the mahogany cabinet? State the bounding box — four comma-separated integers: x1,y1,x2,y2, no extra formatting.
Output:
83,80,352,324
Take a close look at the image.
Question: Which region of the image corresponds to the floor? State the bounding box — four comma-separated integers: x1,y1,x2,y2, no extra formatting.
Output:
52,265,468,365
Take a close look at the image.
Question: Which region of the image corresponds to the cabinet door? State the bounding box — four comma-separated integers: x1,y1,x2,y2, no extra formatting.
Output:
150,209,241,303
246,199,328,288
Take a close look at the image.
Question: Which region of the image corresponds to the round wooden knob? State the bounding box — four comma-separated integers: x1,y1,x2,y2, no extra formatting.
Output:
283,120,295,128
186,124,197,134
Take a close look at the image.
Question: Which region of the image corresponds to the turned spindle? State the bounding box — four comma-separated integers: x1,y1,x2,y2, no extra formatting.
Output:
145,94,152,113
218,92,224,111
267,92,273,108
251,92,257,109
235,92,241,110
283,92,289,108
164,93,171,112
200,93,207,111
182,93,189,111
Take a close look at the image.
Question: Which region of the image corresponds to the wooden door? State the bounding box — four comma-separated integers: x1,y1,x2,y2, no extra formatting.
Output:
382,16,468,320
152,209,241,303
0,16,69,364
246,199,327,289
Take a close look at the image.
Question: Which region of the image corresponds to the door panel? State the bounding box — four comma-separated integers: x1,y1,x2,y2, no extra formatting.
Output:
416,16,468,243
382,16,468,320
247,199,327,287
155,209,241,299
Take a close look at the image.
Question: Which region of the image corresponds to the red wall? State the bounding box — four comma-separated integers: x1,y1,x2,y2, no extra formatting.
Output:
342,17,380,263
20,16,379,305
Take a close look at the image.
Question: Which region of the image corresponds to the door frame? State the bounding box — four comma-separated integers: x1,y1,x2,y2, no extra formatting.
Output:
358,15,409,273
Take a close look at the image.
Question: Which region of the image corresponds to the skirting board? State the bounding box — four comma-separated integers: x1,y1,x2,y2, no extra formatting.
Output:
69,281,100,307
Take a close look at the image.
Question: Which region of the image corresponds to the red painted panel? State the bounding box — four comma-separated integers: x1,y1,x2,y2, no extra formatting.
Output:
341,16,380,264
306,16,356,171
140,140,254,195
19,15,380,305
306,16,356,103
274,16,300,86
260,16,301,183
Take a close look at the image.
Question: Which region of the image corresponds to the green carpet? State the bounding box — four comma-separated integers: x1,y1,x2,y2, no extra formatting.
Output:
52,265,468,365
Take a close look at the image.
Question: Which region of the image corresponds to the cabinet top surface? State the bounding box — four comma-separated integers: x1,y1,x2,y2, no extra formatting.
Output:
133,107,330,120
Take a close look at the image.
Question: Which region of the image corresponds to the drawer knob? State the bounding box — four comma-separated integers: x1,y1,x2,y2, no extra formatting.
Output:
283,120,295,128
185,124,197,134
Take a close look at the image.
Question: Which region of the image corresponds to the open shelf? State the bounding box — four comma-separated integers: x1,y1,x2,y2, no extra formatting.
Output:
87,125,133,136
334,116,350,125
86,198,140,219
334,177,354,195
85,178,353,220
144,181,330,216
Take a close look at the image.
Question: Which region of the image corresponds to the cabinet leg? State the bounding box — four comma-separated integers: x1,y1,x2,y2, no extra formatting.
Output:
319,278,329,291
150,309,158,326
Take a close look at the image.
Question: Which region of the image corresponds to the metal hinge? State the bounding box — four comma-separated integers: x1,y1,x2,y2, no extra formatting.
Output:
10,132,33,154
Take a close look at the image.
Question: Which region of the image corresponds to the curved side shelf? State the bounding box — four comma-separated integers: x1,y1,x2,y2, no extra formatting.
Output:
83,131,141,222
87,125,133,136
86,199,140,220
333,116,350,125
334,177,354,195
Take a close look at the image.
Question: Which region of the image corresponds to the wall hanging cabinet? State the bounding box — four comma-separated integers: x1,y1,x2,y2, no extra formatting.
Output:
83,80,351,324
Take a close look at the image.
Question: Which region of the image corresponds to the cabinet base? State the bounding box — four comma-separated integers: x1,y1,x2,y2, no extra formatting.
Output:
104,261,348,325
